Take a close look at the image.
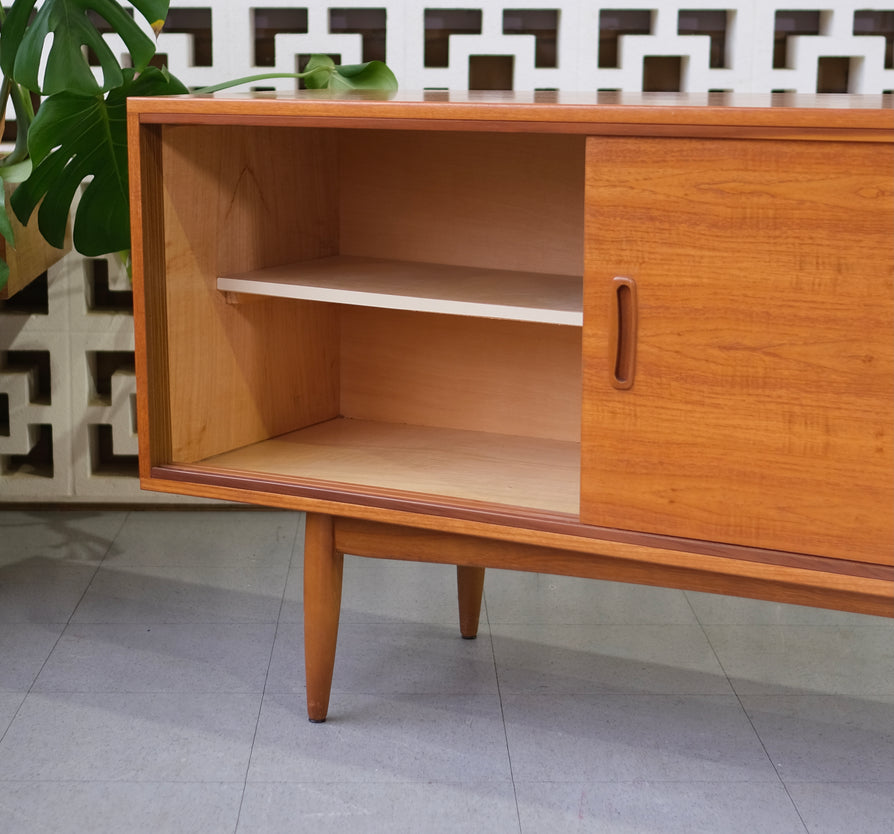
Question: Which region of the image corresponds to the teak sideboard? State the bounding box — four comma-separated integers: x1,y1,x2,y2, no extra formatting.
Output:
128,91,894,722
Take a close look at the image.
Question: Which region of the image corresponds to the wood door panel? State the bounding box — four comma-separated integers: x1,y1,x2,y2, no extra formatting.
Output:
582,137,894,564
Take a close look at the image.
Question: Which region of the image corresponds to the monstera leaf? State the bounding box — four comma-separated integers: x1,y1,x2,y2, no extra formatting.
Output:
196,55,399,95
301,55,398,90
11,66,187,256
1,0,169,96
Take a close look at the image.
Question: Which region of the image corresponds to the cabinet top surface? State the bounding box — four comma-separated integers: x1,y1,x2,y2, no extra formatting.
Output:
128,90,893,134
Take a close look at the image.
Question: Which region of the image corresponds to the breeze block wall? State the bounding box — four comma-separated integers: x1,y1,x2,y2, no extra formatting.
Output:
1,0,892,503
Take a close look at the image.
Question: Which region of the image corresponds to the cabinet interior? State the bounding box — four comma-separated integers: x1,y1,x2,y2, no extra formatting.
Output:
153,124,585,515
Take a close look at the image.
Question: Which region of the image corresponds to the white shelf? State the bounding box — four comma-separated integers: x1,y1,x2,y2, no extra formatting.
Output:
218,255,583,326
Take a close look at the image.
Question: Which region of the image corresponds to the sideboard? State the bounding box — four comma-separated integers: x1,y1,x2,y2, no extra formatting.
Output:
127,91,893,722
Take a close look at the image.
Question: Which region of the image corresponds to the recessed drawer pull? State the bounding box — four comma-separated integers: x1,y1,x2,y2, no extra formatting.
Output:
612,276,637,389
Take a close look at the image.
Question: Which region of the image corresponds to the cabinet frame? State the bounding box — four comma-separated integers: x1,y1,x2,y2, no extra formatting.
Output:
128,92,893,722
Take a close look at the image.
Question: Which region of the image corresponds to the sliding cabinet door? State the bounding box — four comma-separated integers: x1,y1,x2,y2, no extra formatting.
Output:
582,136,893,565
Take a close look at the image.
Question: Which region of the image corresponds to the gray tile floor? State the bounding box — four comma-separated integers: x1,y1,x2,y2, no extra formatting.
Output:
1,508,892,833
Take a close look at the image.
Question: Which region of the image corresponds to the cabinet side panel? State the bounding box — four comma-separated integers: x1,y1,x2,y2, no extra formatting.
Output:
161,125,340,463
131,121,171,474
340,309,582,442
339,131,584,277
582,137,894,565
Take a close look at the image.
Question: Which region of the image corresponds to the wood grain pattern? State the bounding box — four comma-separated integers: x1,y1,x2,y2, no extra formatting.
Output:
582,136,894,565
303,513,343,723
456,566,486,638
128,91,894,140
159,124,340,462
149,459,893,584
127,94,893,623
340,309,581,441
338,130,584,277
334,518,894,618
128,118,171,475
202,418,580,513
0,182,70,300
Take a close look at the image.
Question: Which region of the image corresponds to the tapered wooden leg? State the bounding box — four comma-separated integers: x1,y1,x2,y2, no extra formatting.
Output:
303,513,344,723
457,565,486,639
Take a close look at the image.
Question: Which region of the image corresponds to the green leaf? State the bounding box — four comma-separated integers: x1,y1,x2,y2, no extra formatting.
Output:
0,175,12,292
194,56,399,96
11,65,187,256
3,0,171,96
302,55,398,91
0,159,33,184
0,209,12,252
0,175,15,247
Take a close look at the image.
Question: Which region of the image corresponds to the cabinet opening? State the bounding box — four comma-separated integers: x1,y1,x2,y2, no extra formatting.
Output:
218,128,586,325
195,303,582,515
157,123,585,516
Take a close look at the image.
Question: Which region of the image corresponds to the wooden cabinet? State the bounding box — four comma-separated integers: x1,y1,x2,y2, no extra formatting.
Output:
128,91,893,722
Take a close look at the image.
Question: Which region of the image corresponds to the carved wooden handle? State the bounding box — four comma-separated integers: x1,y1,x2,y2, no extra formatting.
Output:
611,276,637,389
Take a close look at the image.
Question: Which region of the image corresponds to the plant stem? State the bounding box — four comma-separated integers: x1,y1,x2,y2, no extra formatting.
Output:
192,72,317,95
0,77,10,128
4,80,33,164
0,5,36,165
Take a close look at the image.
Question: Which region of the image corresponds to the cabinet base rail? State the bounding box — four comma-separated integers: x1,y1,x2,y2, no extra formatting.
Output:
302,513,894,723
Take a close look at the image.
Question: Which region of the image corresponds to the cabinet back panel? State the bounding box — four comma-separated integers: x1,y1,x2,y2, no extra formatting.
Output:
338,131,584,277
582,136,894,565
340,308,581,442
160,125,340,463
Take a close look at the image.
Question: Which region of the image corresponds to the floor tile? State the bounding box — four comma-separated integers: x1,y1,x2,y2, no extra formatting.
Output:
0,692,261,782
266,621,496,695
0,693,25,736
0,510,127,565
515,781,806,833
342,558,472,626
1,508,889,834
332,622,496,695
276,561,304,624
687,591,888,626
262,622,306,694
0,510,123,623
238,781,521,834
740,694,894,783
248,692,511,783
0,623,65,691
103,509,299,567
0,781,243,834
492,624,731,695
786,782,894,834
33,623,276,693
502,693,777,783
0,556,102,623
485,570,698,625
703,624,894,696
70,561,288,623
279,556,473,627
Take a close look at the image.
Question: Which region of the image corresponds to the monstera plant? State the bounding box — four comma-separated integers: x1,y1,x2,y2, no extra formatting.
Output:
0,0,397,291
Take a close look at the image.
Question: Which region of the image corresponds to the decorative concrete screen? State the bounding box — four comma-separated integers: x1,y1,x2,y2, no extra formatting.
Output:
1,0,892,503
